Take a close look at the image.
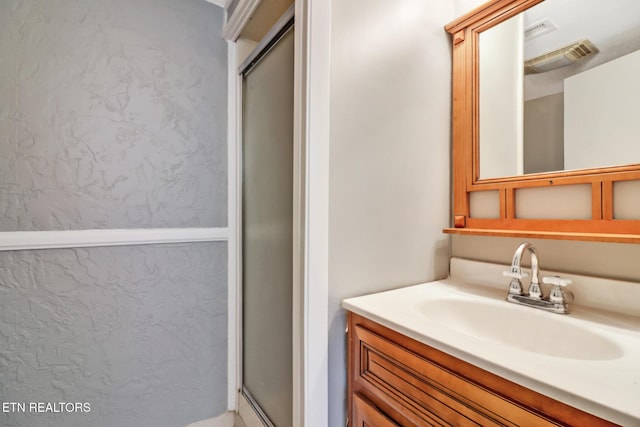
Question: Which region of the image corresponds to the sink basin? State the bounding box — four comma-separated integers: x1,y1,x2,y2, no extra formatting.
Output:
419,298,624,360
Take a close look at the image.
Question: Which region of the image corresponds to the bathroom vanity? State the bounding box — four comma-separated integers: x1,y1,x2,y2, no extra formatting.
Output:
347,313,615,426
343,259,640,427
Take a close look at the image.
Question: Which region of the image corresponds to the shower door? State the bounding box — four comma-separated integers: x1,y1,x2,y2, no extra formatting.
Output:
241,17,294,427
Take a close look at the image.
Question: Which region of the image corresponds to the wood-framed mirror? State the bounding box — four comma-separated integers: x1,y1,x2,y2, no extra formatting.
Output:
443,0,640,243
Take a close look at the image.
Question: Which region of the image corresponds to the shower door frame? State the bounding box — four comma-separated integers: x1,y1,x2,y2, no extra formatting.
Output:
239,9,295,426
226,1,331,426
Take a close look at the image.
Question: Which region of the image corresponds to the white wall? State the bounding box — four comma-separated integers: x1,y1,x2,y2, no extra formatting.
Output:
328,1,454,425
452,235,640,283
454,0,486,16
479,14,524,179
564,49,640,170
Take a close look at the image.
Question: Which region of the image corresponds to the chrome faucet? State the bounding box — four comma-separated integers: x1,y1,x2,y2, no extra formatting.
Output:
505,242,541,298
503,242,573,314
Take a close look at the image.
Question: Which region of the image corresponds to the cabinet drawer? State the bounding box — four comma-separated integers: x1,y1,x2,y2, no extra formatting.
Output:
354,324,559,427
353,393,400,427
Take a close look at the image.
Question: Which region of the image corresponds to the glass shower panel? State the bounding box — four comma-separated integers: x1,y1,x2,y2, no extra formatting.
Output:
241,27,294,427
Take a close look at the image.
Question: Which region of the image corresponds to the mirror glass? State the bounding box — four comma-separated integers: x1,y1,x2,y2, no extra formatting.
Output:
478,0,640,180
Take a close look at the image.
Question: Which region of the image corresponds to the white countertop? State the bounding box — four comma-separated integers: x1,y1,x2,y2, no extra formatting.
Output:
342,258,640,426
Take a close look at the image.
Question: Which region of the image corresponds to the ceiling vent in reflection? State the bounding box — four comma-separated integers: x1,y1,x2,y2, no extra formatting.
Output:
524,19,557,41
524,39,599,74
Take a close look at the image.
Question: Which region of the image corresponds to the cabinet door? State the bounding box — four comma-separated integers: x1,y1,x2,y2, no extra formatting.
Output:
353,393,399,427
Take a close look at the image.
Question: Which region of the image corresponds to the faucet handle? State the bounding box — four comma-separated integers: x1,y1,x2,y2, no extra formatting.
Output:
543,276,574,304
503,268,529,280
503,268,529,295
542,275,572,287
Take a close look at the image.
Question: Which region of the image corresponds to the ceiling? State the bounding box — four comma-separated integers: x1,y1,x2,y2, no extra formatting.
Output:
524,0,640,61
522,0,640,98
239,0,293,42
205,0,225,7
206,0,226,7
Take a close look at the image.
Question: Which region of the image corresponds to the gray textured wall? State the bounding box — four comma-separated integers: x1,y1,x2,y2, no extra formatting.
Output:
0,0,229,426
0,244,228,427
0,0,227,230
524,93,564,174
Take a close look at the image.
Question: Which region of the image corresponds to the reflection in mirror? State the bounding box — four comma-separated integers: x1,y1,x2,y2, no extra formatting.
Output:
478,0,640,180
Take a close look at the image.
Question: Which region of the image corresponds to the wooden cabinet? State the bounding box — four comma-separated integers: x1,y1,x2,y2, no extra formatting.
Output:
353,393,399,427
347,312,619,427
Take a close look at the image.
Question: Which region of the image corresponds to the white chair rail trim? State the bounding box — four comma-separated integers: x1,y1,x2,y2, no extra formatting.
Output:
0,228,228,251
